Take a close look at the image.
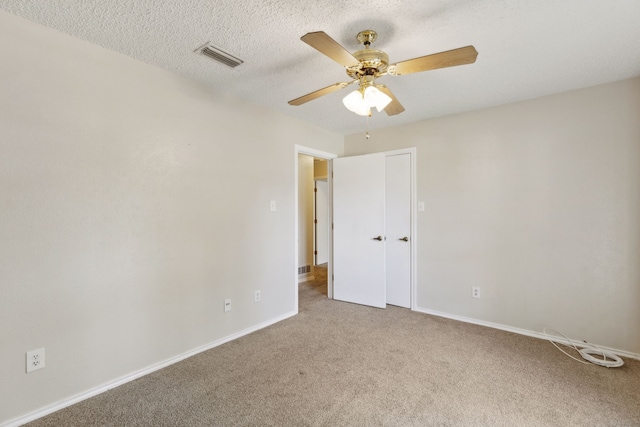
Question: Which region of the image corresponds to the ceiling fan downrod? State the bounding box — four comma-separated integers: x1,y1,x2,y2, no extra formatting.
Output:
357,30,377,47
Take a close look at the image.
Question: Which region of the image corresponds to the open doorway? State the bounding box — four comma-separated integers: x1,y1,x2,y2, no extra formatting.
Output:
294,145,336,311
298,154,328,296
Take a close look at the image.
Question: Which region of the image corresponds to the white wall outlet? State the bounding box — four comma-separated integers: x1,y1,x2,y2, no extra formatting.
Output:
472,287,481,299
270,200,276,212
254,290,261,302
26,348,45,373
224,298,231,312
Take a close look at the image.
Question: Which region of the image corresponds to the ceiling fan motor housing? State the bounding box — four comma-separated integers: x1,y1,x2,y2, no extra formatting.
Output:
347,49,389,78
346,30,389,79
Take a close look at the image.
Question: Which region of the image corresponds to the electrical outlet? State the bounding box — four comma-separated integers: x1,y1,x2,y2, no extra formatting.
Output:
254,290,261,302
26,348,45,373
472,287,481,299
224,298,231,312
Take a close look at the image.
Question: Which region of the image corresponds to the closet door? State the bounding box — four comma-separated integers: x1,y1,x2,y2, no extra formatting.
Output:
333,153,386,308
385,153,411,308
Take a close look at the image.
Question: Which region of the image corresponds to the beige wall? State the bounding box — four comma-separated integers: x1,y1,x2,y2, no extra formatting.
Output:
0,11,343,424
314,159,328,179
3,6,639,424
297,154,315,270
346,77,640,356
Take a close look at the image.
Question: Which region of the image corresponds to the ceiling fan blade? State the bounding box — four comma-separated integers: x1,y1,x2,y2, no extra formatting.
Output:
390,45,478,76
377,86,405,116
301,31,358,67
288,81,354,106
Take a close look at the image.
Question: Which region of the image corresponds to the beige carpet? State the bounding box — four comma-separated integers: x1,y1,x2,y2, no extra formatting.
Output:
27,271,640,426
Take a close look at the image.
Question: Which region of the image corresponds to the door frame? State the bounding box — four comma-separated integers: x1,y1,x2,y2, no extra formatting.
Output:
294,145,337,311
314,179,329,266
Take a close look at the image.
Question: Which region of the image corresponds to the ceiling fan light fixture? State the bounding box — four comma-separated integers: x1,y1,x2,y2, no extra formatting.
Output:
290,30,477,119
354,105,372,116
343,90,369,116
364,86,392,112
343,85,391,116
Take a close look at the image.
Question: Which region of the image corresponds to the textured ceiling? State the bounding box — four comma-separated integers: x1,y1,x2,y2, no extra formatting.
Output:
1,0,639,135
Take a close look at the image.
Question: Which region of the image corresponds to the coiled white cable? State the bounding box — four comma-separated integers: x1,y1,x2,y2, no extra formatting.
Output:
543,327,624,368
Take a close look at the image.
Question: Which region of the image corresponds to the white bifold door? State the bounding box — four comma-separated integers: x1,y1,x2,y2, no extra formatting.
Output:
333,151,412,309
333,153,387,308
385,154,412,308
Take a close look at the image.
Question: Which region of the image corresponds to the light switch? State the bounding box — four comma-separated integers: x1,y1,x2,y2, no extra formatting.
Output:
418,201,425,212
270,200,276,211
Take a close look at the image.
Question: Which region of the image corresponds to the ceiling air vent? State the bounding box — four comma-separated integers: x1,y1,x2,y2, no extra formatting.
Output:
195,42,243,68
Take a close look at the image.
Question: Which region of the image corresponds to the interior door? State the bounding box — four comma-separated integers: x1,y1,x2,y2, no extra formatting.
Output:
385,154,411,308
333,153,386,308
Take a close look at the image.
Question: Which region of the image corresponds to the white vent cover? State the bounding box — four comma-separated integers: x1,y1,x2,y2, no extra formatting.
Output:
297,265,311,275
194,42,243,68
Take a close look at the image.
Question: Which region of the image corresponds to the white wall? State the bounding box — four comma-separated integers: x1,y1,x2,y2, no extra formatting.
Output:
0,10,343,424
345,77,640,356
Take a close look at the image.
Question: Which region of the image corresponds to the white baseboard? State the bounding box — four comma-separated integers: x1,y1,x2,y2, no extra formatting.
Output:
2,310,297,427
298,273,314,283
414,307,640,361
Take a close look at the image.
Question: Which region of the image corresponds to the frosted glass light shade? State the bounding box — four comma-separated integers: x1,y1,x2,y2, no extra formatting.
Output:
353,103,371,116
342,90,371,116
343,86,391,116
343,90,363,111
364,86,392,112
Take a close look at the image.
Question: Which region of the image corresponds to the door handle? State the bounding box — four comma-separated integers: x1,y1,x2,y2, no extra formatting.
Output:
372,236,383,241
399,237,409,242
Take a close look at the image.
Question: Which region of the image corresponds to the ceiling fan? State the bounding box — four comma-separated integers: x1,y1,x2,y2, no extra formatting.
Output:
288,30,478,117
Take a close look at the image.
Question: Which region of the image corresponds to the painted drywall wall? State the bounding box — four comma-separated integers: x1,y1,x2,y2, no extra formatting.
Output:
0,10,343,424
297,154,314,272
345,77,640,355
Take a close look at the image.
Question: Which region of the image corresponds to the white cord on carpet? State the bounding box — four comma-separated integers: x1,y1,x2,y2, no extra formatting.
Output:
543,327,624,368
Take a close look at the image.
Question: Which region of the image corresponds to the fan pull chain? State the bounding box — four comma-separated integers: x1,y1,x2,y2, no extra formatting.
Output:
365,111,371,140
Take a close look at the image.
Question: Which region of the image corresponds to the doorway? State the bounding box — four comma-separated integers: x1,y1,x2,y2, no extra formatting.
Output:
294,145,416,312
294,145,337,312
297,154,330,285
